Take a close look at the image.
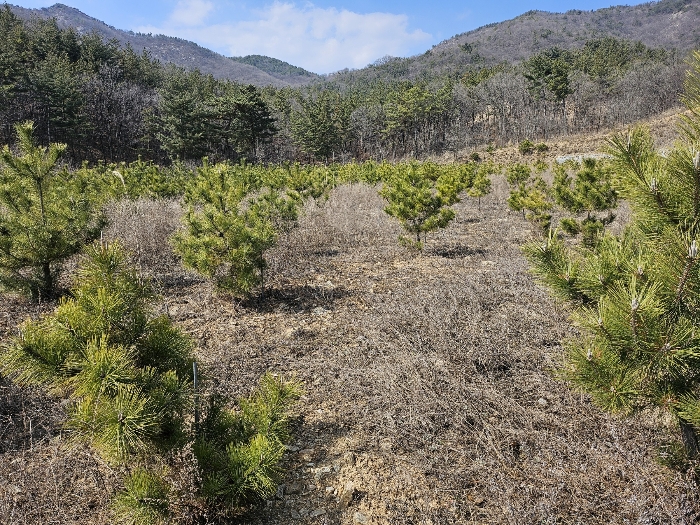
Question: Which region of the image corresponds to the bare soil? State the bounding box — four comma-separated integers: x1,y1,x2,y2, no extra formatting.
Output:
2,170,700,523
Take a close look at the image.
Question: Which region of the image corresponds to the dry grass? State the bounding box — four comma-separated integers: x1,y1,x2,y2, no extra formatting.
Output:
103,197,184,277
457,106,687,166
1,181,699,524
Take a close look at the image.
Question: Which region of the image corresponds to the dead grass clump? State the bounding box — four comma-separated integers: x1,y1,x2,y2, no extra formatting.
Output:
0,443,119,524
103,198,183,276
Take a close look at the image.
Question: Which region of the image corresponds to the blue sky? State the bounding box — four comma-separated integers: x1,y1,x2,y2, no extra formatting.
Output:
10,0,649,73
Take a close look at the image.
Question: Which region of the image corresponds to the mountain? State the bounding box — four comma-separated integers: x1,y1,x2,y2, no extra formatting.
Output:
7,0,700,88
328,0,700,84
229,55,317,82
7,3,320,87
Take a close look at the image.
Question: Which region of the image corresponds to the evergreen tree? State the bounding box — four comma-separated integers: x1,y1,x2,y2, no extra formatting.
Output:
209,83,277,159
553,158,618,246
0,6,28,111
29,53,88,149
380,162,468,249
523,47,573,103
524,52,700,457
172,161,299,296
0,241,302,521
505,163,553,231
1,241,194,460
467,163,494,210
153,69,215,161
0,121,104,299
291,90,350,161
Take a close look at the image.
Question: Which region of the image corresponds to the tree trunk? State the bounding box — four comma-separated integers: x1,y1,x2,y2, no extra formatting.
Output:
680,419,700,459
39,261,53,301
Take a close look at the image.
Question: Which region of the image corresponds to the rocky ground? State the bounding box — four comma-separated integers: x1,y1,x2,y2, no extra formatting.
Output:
2,140,700,523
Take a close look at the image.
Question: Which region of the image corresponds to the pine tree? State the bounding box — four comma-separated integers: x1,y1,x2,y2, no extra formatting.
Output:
1,241,194,460
553,158,618,247
505,163,553,231
524,52,700,458
380,162,468,249
0,121,104,299
291,89,350,161
0,241,302,521
153,69,215,161
466,163,493,210
172,161,299,296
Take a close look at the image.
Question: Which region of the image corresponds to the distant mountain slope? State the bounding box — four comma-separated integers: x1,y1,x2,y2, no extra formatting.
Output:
329,0,700,84
8,0,700,88
229,55,318,81
8,3,317,87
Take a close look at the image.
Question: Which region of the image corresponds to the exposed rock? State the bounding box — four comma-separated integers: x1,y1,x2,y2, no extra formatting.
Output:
286,482,303,495
339,482,356,508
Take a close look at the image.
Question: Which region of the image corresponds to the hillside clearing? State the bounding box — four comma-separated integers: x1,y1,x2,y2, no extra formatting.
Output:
1,174,699,523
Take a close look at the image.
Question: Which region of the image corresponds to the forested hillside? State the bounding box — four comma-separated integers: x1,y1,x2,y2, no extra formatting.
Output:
0,1,695,165
8,2,315,87
330,0,700,84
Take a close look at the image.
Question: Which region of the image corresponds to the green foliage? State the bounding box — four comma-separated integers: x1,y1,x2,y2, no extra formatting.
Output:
291,89,350,161
534,159,549,173
172,161,300,296
112,469,170,525
29,53,87,148
574,37,668,84
152,70,277,162
553,158,618,247
0,121,105,299
506,163,553,231
519,139,536,155
1,242,193,460
1,241,302,519
380,162,474,248
466,163,494,210
195,374,302,508
382,82,453,157
523,47,574,102
524,54,700,457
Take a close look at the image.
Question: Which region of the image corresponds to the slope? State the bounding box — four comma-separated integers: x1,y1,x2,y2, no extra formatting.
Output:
8,2,318,87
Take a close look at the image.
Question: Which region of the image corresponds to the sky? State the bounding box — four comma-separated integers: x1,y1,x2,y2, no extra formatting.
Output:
10,0,650,74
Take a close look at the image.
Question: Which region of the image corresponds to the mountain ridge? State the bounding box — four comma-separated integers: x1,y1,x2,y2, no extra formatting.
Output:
327,0,700,83
7,0,700,87
7,2,318,87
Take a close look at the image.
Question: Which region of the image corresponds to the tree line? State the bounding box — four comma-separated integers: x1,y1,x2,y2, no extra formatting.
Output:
0,5,687,164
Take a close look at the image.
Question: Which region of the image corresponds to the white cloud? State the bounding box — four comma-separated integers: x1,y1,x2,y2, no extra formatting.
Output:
136,1,432,74
167,0,215,27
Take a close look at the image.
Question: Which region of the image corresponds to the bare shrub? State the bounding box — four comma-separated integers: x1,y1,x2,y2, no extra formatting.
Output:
103,198,183,275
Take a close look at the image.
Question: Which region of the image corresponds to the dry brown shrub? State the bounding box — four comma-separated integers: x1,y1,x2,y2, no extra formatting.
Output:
103,197,184,276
